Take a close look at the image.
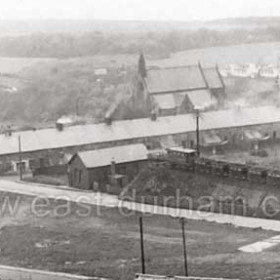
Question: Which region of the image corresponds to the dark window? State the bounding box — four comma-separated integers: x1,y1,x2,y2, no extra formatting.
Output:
16,161,26,172
74,168,79,185
190,140,194,148
70,173,73,186
39,158,45,167
273,131,277,139
29,159,37,170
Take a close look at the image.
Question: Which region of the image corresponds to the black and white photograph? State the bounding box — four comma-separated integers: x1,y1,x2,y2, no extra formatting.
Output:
1,0,280,279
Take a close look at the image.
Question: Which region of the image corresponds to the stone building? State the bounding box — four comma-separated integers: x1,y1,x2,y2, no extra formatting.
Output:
134,54,226,117
106,54,226,121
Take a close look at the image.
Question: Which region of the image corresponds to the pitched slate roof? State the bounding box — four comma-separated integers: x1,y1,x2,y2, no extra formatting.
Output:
202,131,223,146
183,89,217,110
203,67,224,89
75,144,148,169
244,130,269,141
153,90,217,111
146,65,206,94
0,106,279,156
152,94,177,109
145,65,225,94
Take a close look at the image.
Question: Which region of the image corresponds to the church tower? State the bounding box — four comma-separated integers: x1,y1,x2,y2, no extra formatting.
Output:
138,53,147,78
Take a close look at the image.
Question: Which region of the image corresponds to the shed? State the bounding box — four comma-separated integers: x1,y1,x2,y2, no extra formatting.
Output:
68,144,148,191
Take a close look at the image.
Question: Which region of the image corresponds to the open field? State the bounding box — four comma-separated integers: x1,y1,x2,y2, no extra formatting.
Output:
0,191,279,280
150,42,280,67
2,41,280,75
0,57,57,75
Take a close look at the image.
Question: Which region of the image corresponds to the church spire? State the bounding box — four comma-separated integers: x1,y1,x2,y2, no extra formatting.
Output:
138,53,147,78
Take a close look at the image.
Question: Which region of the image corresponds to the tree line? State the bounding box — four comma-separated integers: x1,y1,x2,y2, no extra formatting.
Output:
1,27,280,58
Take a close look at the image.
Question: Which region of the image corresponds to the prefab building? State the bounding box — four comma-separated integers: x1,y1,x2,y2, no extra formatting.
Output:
68,144,148,190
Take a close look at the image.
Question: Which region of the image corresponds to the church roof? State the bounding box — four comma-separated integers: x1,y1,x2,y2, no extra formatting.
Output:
183,89,217,110
145,65,206,94
152,90,217,111
203,67,224,89
152,94,177,110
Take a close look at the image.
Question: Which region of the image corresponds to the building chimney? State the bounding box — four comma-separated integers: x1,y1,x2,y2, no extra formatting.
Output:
150,112,157,121
4,125,13,136
150,106,157,121
138,53,147,78
104,116,112,125
56,122,63,131
110,159,117,187
110,159,116,177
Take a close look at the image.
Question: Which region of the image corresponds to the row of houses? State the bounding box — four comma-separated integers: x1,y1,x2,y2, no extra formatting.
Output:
220,63,280,78
0,105,279,175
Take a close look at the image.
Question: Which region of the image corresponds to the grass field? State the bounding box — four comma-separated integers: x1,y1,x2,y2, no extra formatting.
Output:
2,41,280,76
150,42,280,67
0,191,279,280
0,57,57,75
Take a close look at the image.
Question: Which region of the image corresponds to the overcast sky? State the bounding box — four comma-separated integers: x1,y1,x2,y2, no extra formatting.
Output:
1,0,280,21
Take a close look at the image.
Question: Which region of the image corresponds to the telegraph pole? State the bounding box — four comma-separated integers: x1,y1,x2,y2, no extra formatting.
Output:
181,218,188,276
18,135,23,180
195,109,200,157
139,216,146,274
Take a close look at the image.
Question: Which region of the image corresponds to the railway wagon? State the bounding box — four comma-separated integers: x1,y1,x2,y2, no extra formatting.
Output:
248,167,268,184
156,147,280,186
166,147,196,171
211,160,230,177
195,157,212,174
267,170,280,186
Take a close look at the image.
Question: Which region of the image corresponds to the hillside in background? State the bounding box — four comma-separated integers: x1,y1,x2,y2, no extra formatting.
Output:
1,18,280,58
1,17,280,36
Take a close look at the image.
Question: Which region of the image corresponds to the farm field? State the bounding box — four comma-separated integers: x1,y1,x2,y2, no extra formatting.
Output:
150,42,280,67
2,41,280,75
0,191,279,280
26,42,280,70
0,57,57,75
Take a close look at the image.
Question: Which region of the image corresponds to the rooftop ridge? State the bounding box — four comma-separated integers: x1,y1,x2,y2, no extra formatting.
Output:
147,64,200,71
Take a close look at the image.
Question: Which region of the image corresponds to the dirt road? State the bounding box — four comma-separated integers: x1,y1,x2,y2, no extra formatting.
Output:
1,179,280,231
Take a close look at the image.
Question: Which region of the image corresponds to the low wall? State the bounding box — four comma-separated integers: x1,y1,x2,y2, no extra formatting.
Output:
0,264,106,280
33,164,68,176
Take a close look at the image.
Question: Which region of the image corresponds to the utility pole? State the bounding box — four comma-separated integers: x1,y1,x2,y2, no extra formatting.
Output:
139,216,146,274
195,109,200,157
181,218,188,276
18,135,23,180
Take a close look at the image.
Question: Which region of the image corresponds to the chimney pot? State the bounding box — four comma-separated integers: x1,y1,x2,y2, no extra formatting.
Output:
105,117,112,125
56,122,63,131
